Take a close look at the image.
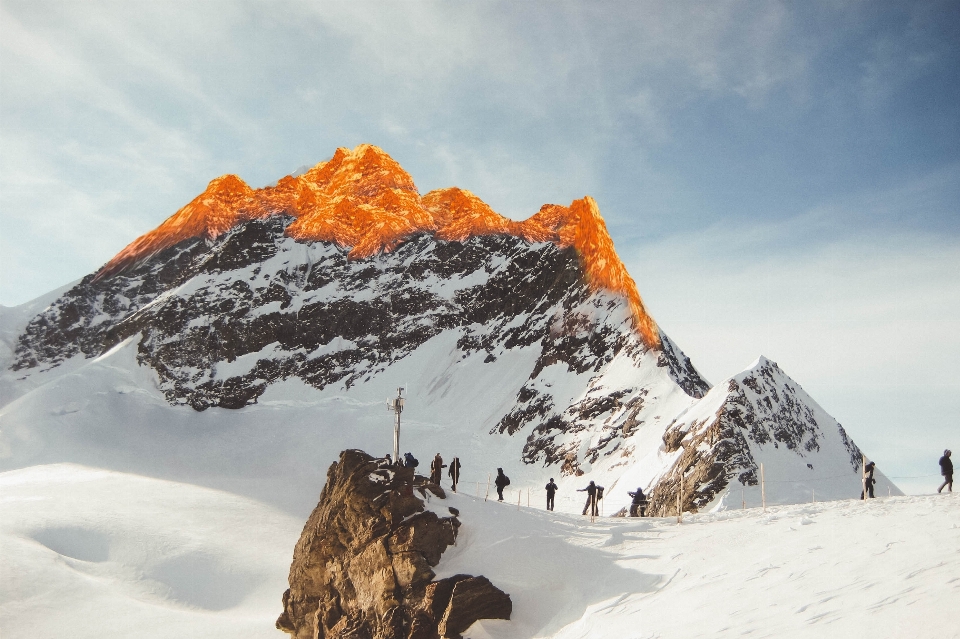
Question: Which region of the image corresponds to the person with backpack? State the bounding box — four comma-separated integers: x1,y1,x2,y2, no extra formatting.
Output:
448,456,461,492
628,487,648,517
938,449,953,493
494,468,510,501
430,453,446,485
578,481,602,516
403,452,419,469
861,461,876,499
545,478,558,511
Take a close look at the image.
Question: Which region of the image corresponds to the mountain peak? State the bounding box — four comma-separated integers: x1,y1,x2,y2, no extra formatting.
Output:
94,145,660,348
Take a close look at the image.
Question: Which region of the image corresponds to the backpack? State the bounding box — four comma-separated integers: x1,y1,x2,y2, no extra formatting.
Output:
596,485,604,500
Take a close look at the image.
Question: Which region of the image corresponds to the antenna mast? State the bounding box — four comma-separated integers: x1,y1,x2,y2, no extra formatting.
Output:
386,387,405,463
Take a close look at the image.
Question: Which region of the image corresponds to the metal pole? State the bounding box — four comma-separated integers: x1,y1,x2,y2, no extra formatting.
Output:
393,409,400,464
760,463,766,512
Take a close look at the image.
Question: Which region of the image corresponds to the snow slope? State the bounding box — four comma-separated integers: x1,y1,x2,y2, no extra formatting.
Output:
2,463,955,639
0,464,300,639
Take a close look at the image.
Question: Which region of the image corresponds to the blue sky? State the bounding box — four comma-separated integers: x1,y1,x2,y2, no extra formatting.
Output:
1,0,958,491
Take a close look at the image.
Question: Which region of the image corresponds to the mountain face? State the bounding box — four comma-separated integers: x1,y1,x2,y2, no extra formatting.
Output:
1,144,897,514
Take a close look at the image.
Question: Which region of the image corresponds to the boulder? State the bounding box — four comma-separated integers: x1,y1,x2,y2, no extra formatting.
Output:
277,449,511,639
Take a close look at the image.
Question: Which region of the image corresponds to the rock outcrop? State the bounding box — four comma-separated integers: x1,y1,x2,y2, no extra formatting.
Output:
276,449,511,639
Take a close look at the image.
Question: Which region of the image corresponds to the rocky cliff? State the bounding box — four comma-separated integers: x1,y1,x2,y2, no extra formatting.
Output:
277,449,511,639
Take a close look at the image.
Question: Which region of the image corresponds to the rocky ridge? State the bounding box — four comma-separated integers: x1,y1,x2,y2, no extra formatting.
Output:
276,449,511,639
94,144,659,348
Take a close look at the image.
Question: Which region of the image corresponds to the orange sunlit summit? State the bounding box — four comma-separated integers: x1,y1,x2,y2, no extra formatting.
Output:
95,144,660,349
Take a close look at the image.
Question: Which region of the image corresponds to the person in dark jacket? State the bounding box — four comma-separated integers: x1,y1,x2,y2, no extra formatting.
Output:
403,452,419,469
628,487,648,517
494,468,510,501
448,457,461,493
430,454,446,485
938,449,953,493
578,481,600,516
861,461,876,499
545,478,558,511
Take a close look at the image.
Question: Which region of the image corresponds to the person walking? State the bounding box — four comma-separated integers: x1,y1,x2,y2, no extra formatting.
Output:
578,481,599,516
938,449,953,493
448,456,461,493
628,487,648,517
494,468,510,501
430,453,446,485
545,478,558,511
861,461,876,499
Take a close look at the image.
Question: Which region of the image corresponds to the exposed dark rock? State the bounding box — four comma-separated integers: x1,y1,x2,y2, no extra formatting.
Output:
276,449,511,639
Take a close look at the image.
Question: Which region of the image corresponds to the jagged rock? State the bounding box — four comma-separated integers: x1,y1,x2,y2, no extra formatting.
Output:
647,357,865,515
437,576,512,639
276,449,511,639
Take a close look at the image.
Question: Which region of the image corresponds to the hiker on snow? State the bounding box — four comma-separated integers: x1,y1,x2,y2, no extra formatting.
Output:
448,456,461,493
545,478,558,511
430,454,446,485
938,449,953,493
578,481,602,516
495,468,510,501
628,487,648,517
861,461,876,499
403,452,419,469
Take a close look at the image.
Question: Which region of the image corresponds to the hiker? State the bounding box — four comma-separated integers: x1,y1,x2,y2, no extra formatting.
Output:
578,481,602,516
494,468,510,501
938,449,953,493
403,452,419,469
628,487,648,517
430,454,446,485
448,456,461,492
545,478,558,511
861,461,876,499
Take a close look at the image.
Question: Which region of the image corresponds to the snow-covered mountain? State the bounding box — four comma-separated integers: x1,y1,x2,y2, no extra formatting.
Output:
0,144,898,518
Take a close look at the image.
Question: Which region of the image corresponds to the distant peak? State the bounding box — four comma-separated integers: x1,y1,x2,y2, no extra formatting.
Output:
94,144,661,349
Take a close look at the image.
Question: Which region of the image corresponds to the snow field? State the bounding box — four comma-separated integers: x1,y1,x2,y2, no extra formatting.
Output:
435,489,960,638
3,464,956,639
0,464,301,639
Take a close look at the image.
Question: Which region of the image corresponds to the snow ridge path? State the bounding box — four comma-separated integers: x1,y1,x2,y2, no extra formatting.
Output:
2,464,956,639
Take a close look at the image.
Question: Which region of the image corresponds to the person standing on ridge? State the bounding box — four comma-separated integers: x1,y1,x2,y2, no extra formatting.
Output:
861,461,876,499
403,452,419,469
494,468,510,501
448,456,461,493
545,478,558,511
578,481,599,516
430,453,446,485
628,487,648,517
938,449,953,493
